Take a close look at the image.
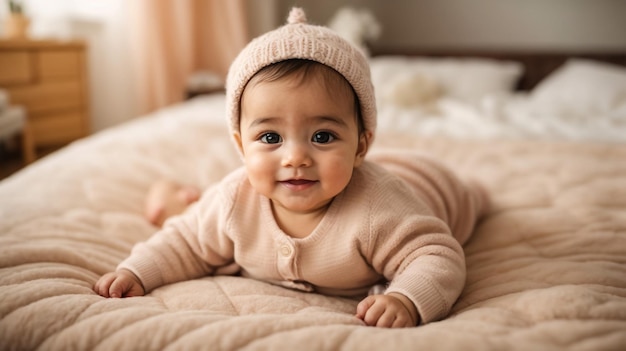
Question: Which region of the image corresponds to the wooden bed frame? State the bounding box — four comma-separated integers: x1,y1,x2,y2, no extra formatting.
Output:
372,49,626,91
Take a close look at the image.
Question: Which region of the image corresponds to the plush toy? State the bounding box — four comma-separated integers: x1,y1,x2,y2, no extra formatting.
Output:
327,6,381,56
383,73,443,112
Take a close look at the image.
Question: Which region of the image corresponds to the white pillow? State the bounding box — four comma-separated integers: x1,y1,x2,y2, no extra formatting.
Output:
369,56,523,104
531,59,626,113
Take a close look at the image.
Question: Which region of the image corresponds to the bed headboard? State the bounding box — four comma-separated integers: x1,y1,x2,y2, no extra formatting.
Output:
371,50,626,91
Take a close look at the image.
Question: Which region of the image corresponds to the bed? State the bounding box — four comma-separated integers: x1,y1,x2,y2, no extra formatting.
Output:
1,52,626,350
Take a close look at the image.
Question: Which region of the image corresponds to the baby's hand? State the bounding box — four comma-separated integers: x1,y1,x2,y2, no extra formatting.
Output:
93,269,145,298
356,292,419,328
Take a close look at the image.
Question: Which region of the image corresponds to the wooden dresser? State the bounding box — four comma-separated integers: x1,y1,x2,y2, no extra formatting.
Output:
0,39,90,156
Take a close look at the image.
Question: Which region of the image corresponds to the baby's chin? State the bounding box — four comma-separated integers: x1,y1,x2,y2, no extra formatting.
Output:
270,197,334,215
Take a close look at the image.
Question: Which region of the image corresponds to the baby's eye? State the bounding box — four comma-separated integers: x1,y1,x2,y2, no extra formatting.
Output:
312,131,335,144
260,132,282,144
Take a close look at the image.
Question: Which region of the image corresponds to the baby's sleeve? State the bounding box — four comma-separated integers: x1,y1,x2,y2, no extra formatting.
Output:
117,184,235,293
367,198,467,325
363,156,477,324
382,229,466,325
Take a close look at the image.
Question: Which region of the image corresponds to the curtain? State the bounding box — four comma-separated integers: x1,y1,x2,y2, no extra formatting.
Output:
129,0,249,114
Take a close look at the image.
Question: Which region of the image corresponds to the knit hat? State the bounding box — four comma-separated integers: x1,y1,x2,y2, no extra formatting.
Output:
225,7,376,140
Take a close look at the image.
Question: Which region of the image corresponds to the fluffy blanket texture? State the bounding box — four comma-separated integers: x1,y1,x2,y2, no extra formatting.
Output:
1,95,625,350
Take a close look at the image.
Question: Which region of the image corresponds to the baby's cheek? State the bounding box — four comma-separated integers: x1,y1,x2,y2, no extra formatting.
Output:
322,161,354,190
245,157,275,193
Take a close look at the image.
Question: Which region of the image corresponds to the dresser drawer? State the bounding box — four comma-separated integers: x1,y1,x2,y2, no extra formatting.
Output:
0,51,32,84
37,50,81,81
0,39,89,152
30,111,86,145
7,81,83,114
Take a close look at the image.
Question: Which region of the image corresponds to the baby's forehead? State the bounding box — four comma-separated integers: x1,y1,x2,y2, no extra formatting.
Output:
242,72,356,110
238,60,362,131
246,60,355,94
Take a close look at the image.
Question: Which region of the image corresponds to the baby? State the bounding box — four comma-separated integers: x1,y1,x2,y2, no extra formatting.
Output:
94,8,488,328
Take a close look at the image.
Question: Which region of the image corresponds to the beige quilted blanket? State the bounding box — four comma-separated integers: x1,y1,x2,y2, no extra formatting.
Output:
1,95,625,350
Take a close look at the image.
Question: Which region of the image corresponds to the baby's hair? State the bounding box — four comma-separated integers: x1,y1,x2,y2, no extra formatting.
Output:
243,59,365,135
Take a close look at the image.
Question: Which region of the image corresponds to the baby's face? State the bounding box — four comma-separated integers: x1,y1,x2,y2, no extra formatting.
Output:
234,73,368,216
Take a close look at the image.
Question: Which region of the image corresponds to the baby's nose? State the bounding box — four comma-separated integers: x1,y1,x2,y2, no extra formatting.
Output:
281,141,312,168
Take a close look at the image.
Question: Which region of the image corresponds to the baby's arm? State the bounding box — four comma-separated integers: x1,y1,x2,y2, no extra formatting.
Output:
356,292,419,328
93,269,145,298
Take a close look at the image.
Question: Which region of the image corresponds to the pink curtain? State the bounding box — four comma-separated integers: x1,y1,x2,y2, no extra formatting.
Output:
129,0,250,114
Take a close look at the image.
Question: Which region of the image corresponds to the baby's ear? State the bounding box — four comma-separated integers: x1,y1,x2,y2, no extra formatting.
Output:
233,132,244,155
354,131,372,167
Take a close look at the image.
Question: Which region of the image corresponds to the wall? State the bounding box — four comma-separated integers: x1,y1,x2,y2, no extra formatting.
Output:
277,0,626,53
246,0,279,38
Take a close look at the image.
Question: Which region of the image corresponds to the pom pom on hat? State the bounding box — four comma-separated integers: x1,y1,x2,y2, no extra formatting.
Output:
225,7,376,143
287,7,307,24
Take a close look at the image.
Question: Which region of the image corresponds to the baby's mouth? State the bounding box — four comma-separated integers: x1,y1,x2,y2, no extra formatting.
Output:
285,179,314,185
280,179,317,190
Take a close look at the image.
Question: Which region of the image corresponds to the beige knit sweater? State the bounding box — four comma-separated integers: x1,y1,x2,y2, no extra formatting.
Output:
118,152,488,324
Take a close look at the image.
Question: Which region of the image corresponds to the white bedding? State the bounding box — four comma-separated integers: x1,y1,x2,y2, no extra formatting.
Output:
377,94,626,143
371,57,626,143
